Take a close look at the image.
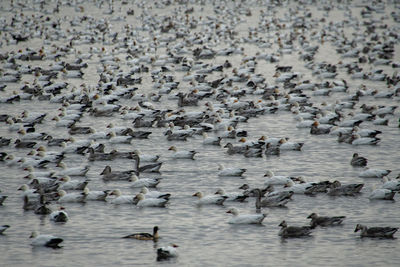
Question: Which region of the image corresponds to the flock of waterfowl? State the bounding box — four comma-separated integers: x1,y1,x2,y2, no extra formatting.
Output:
1,0,400,264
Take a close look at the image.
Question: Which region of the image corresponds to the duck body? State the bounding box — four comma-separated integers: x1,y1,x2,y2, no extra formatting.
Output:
133,193,169,207
307,213,346,228
49,209,69,223
123,226,159,240
279,220,312,238
193,191,227,205
226,208,266,224
217,164,246,177
359,168,391,178
355,224,398,238
157,244,178,261
30,231,63,248
368,188,396,200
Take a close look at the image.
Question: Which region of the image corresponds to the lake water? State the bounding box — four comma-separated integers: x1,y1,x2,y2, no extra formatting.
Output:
1,0,400,266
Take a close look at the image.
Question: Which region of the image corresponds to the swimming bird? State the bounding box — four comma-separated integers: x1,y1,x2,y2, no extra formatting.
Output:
355,224,398,238
58,176,88,190
0,225,10,234
157,244,178,261
57,190,86,203
368,188,396,200
140,187,171,199
307,213,346,228
278,220,312,238
192,191,228,205
253,188,293,208
226,207,267,224
327,180,364,196
83,187,109,201
133,193,169,207
123,226,159,240
100,166,135,181
217,164,246,177
129,175,161,188
49,207,69,223
30,231,63,248
381,177,400,191
168,146,197,159
214,188,249,202
132,154,162,175
359,168,391,178
108,189,134,204
350,153,368,167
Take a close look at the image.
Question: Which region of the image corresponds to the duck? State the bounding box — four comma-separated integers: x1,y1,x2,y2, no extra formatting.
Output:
132,153,162,175
214,188,249,202
278,138,304,151
18,184,39,198
168,146,197,160
355,224,398,238
368,188,396,200
226,207,267,224
108,189,134,204
253,188,293,208
350,153,368,167
49,207,69,223
307,213,346,228
0,225,10,234
133,193,169,207
217,164,246,177
140,187,171,199
192,191,228,205
30,231,63,248
327,180,364,196
58,176,88,190
106,131,133,144
350,134,380,145
83,187,109,201
263,171,300,186
278,220,312,238
100,165,135,181
0,195,6,205
202,132,221,146
132,149,160,162
57,190,86,203
359,168,391,178
122,226,159,240
157,244,179,261
283,180,317,194
381,177,400,191
129,175,161,188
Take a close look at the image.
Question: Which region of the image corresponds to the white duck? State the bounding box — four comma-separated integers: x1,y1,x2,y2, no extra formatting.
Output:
58,176,88,190
133,193,169,207
359,168,391,178
351,134,380,145
217,164,246,177
18,184,39,198
168,146,197,160
133,149,160,162
263,170,293,186
381,177,400,191
226,207,267,224
83,187,109,201
283,180,316,194
278,138,304,151
368,188,396,200
49,207,69,223
57,190,86,203
129,175,161,188
192,191,227,205
108,189,134,204
140,187,171,199
30,231,63,248
157,244,179,261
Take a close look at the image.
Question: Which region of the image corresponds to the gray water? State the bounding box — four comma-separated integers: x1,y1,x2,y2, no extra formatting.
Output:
1,0,400,266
